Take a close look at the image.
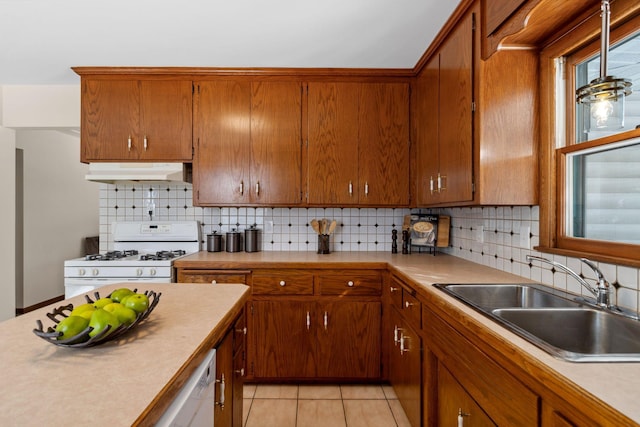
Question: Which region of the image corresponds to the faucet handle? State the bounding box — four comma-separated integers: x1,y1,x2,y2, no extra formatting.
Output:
579,258,607,285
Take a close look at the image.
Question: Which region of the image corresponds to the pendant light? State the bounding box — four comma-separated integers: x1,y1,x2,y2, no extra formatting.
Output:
576,0,632,131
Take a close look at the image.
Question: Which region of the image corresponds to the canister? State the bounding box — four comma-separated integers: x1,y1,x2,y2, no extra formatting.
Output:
244,226,261,252
206,232,223,252
225,229,243,252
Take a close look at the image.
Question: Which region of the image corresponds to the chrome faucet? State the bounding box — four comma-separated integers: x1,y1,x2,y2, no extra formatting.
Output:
526,255,612,308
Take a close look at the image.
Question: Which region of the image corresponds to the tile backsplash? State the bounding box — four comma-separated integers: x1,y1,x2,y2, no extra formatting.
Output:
99,183,640,313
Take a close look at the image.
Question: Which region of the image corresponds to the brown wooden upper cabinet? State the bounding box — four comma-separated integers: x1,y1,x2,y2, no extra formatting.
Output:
415,3,538,207
307,82,410,206
416,12,474,206
193,80,303,206
80,79,193,162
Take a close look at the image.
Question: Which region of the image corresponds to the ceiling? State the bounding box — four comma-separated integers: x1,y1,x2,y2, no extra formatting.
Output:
0,0,460,85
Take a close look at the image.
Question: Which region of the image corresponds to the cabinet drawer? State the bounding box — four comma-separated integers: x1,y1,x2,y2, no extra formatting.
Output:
177,269,248,284
252,270,314,295
318,271,382,296
402,291,421,328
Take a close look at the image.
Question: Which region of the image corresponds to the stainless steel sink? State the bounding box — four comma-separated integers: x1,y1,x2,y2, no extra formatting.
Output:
492,308,640,362
434,284,583,310
433,283,640,362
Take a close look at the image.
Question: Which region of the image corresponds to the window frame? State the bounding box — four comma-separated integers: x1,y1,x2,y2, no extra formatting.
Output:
538,1,640,267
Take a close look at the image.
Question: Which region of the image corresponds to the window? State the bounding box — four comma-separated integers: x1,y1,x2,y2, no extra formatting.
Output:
538,4,640,266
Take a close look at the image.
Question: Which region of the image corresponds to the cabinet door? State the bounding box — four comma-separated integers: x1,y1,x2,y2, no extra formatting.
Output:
250,81,303,205
214,330,234,427
139,80,193,160
81,79,140,161
358,83,410,206
317,301,381,378
388,308,422,427
307,82,360,204
415,55,442,205
438,362,497,427
194,81,251,205
252,300,316,378
438,12,474,204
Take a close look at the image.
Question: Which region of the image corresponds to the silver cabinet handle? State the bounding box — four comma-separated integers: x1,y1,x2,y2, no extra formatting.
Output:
255,181,260,196
239,181,244,195
393,325,402,345
364,182,369,196
306,311,311,330
347,280,354,287
215,373,226,408
127,135,132,151
324,311,328,330
143,135,148,151
279,280,286,287
458,409,469,427
400,334,409,354
348,181,353,196
430,176,435,194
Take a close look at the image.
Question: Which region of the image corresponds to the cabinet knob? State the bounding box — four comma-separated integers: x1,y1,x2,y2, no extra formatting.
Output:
235,368,245,377
390,286,398,293
236,326,247,335
405,301,414,308
347,280,354,287
279,280,286,286
211,280,217,284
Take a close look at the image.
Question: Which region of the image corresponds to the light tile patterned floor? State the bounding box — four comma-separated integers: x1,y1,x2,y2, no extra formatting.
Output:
243,384,412,427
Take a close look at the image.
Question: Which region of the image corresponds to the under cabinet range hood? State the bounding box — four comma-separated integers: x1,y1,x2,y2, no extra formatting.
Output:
85,162,190,183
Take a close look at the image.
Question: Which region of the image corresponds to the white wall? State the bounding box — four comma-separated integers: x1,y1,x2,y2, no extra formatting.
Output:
0,127,16,321
1,85,99,312
17,130,98,307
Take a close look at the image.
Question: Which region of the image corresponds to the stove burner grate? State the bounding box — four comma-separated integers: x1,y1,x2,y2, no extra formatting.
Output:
85,250,139,261
139,250,187,261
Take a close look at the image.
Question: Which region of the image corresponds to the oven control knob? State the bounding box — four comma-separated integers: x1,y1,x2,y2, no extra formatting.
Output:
79,268,86,276
92,268,99,276
150,268,156,276
136,268,143,276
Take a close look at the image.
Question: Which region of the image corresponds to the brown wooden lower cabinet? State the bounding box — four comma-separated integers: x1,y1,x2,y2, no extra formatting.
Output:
437,362,496,427
214,311,245,427
251,299,381,379
387,306,422,427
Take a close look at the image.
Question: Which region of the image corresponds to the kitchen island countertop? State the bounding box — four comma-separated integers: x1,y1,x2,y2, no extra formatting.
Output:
0,282,249,427
176,250,640,424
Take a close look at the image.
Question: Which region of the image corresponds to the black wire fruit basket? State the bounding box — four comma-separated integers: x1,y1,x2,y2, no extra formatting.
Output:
33,289,161,348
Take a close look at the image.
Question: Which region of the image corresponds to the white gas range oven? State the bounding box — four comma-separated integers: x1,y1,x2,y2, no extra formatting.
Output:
64,221,201,298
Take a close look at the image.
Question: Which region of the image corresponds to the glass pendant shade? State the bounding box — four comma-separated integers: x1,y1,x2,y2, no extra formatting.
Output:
575,0,632,132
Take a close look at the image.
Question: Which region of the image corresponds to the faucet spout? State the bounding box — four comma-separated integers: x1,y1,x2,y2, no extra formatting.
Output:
526,255,611,308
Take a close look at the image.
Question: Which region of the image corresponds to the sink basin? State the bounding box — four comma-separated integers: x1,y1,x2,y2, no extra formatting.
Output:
493,308,640,362
433,283,640,362
434,284,582,310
